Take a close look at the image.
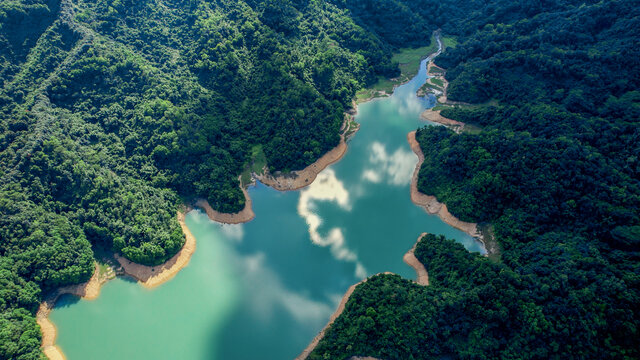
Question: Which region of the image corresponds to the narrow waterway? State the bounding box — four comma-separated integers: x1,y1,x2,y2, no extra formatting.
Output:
50,41,484,359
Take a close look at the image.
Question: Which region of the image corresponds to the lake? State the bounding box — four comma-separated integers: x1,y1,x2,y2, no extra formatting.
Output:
50,49,485,360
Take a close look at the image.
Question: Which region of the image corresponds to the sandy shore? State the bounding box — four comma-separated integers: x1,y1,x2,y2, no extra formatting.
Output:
195,182,255,224
37,262,107,360
36,111,360,359
296,272,393,360
403,233,430,286
38,210,197,359
255,140,346,191
408,131,482,240
256,119,359,192
420,108,465,133
115,210,197,288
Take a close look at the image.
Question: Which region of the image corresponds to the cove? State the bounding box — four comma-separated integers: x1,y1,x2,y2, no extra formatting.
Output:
49,47,485,360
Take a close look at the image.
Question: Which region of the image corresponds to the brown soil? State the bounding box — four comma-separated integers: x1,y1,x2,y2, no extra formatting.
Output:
403,233,430,286
37,262,108,360
256,119,359,192
408,131,482,240
196,183,255,224
39,210,196,360
115,210,197,288
420,108,465,133
295,273,393,360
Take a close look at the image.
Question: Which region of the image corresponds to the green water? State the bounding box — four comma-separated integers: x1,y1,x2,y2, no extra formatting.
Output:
50,49,485,359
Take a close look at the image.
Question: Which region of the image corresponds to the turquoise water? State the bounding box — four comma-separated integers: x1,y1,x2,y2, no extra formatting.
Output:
50,51,485,359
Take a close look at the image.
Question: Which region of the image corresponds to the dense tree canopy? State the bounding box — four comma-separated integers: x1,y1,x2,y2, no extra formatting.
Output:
1,0,639,358
312,0,640,359
0,0,403,357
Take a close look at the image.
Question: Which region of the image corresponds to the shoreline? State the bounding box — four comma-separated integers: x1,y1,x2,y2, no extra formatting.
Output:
255,118,359,192
403,233,430,286
420,53,466,132
36,262,107,360
114,210,197,288
407,131,484,242
297,232,435,359
38,210,197,360
420,108,465,133
195,180,255,224
37,105,361,360
298,36,446,359
295,272,393,360
295,283,357,360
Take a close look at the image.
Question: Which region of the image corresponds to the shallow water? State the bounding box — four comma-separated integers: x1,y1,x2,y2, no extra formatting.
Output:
50,50,485,359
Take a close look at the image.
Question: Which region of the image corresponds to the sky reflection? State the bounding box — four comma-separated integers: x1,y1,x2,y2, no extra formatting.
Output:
297,169,367,278
362,141,416,186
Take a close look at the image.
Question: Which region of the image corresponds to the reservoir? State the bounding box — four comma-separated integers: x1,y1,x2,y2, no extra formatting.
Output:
50,49,485,359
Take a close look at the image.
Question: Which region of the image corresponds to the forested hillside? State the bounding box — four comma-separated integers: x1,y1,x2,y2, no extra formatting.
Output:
2,0,639,359
0,0,405,358
313,0,640,359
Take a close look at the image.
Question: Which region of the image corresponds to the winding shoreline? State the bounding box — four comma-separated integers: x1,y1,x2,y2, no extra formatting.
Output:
296,129,490,358
297,232,434,359
403,233,430,286
408,131,483,241
39,210,197,359
36,262,106,360
297,36,448,360
39,32,463,360
38,106,361,360
255,118,359,192
295,272,394,360
420,57,467,132
114,210,197,288
195,180,255,224
38,114,361,359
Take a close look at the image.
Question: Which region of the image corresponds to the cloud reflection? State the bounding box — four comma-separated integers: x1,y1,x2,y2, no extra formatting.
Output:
391,89,425,116
362,142,416,186
220,224,244,242
241,252,333,325
297,169,367,278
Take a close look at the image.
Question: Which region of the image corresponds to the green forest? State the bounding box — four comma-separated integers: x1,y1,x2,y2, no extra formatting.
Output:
1,0,638,359
311,0,640,359
0,0,403,358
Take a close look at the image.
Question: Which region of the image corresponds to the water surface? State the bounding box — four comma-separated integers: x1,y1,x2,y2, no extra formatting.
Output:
51,53,484,359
